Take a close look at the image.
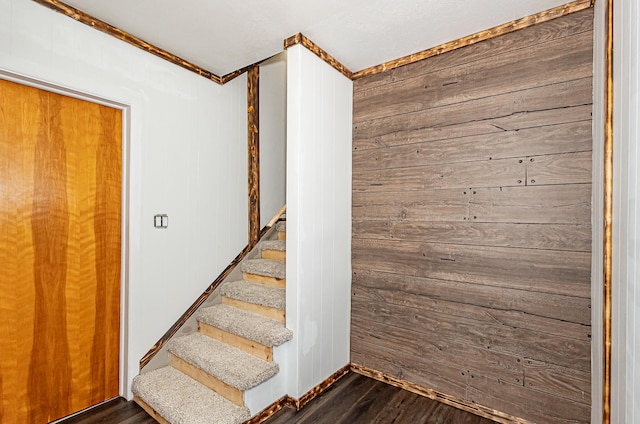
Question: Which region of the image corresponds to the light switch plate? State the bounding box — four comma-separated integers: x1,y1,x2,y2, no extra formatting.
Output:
154,214,168,229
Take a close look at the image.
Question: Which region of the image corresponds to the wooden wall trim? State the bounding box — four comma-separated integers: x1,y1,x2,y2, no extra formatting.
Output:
247,65,260,249
31,0,225,85
351,0,593,80
295,364,351,410
284,33,353,79
603,0,613,421
350,364,530,424
244,364,351,424
244,395,294,424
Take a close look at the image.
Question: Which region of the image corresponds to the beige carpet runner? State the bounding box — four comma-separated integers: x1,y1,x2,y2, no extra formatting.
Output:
133,222,289,424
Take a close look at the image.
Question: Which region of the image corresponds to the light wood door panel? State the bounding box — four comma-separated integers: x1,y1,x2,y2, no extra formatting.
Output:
0,79,122,423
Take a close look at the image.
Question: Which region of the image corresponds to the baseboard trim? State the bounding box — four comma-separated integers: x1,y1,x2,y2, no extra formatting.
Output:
244,364,351,424
350,363,530,424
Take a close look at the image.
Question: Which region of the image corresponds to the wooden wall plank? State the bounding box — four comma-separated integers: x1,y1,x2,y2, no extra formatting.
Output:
527,151,593,186
351,0,593,81
353,121,592,171
354,9,594,93
354,104,593,152
351,10,593,423
353,220,591,252
351,321,525,384
353,156,526,192
467,374,591,424
523,360,591,405
354,77,591,142
351,341,469,400
351,268,591,325
353,188,470,221
351,280,590,340
351,300,591,371
354,31,593,122
469,184,592,224
352,239,591,297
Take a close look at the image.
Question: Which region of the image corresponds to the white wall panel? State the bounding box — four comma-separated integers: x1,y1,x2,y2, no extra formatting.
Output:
611,0,640,422
286,44,352,397
259,52,287,226
0,0,247,398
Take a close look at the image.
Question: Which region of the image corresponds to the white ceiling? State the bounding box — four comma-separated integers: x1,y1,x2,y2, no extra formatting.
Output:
61,0,571,77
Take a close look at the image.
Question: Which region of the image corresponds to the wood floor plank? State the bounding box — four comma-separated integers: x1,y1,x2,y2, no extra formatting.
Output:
55,373,497,424
55,397,157,424
264,373,494,424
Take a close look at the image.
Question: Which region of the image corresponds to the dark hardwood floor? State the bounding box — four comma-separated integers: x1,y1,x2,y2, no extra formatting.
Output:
56,372,495,424
55,397,156,424
264,373,495,424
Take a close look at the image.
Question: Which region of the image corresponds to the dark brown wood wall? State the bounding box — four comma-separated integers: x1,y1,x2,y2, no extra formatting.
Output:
351,9,593,424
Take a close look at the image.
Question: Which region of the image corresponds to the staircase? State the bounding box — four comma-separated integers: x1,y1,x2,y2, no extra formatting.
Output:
132,222,290,424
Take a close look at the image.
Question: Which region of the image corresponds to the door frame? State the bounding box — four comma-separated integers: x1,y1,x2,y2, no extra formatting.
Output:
0,69,131,400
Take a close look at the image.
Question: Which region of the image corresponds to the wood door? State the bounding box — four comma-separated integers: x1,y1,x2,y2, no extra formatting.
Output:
0,79,122,423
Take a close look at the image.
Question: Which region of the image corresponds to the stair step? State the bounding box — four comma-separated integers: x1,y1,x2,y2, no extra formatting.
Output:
241,259,286,288
132,366,250,424
221,280,285,309
197,304,293,348
221,280,285,322
261,240,286,252
261,240,286,261
168,333,279,395
241,259,285,279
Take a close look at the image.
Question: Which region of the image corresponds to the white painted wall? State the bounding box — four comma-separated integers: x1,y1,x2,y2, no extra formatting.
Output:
286,45,352,397
611,0,640,422
244,44,352,415
259,52,287,226
0,0,248,398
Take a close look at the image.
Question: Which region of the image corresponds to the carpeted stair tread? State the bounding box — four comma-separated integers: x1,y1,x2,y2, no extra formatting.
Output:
261,240,286,252
168,333,279,391
197,304,293,347
221,280,285,309
276,221,286,232
132,366,250,424
240,259,285,279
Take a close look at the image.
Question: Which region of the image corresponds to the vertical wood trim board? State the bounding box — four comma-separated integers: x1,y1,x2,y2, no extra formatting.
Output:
602,0,613,421
351,9,594,424
0,79,121,423
247,65,260,249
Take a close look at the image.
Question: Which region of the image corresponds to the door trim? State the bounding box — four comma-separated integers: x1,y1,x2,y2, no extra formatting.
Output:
0,69,132,400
